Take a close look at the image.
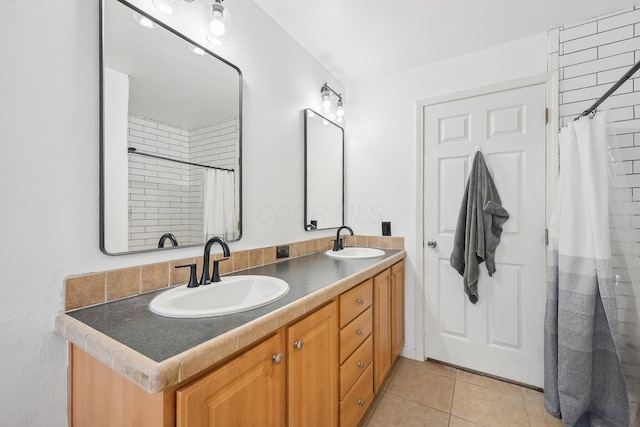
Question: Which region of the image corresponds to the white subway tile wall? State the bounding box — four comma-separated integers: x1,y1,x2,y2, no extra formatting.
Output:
550,6,640,417
127,115,238,251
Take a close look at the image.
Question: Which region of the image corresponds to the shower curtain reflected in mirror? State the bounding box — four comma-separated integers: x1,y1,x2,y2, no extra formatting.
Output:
203,168,237,241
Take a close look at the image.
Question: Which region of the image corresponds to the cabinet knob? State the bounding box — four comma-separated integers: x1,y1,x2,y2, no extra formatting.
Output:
272,353,283,364
357,361,365,368
357,298,365,305
294,340,304,350
358,399,365,406
357,329,365,336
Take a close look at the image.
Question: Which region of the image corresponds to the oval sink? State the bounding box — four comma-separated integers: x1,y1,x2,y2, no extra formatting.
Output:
149,275,289,318
325,247,385,260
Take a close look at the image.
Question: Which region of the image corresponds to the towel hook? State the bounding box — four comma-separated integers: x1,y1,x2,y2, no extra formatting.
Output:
475,144,482,152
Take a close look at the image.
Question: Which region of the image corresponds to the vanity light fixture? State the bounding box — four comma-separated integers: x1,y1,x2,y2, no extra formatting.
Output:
152,0,180,15
320,82,345,123
206,0,231,46
133,12,156,28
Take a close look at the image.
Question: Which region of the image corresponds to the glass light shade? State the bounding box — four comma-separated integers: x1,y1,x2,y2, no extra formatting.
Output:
133,12,155,28
336,102,344,117
152,0,180,15
206,1,231,45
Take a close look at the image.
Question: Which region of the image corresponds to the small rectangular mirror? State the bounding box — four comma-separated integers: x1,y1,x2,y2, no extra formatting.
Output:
100,0,242,255
304,109,344,230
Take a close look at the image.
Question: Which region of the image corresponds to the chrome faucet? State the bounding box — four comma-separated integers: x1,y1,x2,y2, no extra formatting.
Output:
157,233,178,248
201,237,231,285
333,225,354,251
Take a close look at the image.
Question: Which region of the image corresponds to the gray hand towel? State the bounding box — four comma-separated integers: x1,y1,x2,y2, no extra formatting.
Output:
450,151,509,304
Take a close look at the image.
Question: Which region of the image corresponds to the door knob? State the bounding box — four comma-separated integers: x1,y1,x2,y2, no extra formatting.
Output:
427,240,437,248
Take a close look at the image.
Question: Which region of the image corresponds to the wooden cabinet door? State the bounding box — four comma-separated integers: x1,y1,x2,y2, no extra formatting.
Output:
287,301,338,427
176,332,286,427
373,268,391,393
391,260,405,362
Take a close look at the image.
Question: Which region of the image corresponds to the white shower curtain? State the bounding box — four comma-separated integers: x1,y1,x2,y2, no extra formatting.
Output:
544,112,629,426
203,168,236,241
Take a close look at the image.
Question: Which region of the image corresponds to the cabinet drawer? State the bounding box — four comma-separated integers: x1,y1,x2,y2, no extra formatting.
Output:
340,307,372,363
339,364,374,427
340,335,372,400
339,279,372,328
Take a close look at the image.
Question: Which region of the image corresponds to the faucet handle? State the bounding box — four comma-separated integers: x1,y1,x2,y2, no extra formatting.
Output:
211,258,229,283
175,264,199,288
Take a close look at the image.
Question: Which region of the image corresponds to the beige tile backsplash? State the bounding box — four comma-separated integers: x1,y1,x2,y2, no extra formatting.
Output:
65,235,404,311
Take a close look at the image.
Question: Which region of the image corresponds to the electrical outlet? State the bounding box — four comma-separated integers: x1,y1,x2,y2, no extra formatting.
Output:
276,245,290,259
382,221,391,236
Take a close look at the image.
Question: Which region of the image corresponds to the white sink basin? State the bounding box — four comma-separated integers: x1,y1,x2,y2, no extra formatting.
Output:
149,275,289,318
325,247,385,260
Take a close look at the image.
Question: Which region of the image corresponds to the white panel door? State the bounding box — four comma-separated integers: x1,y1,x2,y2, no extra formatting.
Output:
423,83,547,387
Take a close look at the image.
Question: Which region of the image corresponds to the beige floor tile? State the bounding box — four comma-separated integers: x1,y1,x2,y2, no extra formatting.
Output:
525,399,563,427
456,370,522,395
451,380,529,427
366,393,449,427
521,386,545,404
402,358,457,378
448,415,484,426
386,360,455,412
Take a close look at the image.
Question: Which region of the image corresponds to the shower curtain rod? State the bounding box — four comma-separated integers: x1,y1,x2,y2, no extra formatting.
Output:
127,147,234,172
575,58,640,120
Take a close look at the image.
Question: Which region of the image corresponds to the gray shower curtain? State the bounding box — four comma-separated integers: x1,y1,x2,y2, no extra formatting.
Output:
544,112,629,426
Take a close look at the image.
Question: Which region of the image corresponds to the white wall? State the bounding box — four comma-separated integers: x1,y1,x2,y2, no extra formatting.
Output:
345,33,550,357
0,0,342,424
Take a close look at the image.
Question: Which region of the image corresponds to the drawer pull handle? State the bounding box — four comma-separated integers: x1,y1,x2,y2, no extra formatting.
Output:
272,353,283,364
357,298,365,305
357,329,365,336
294,340,304,350
358,399,365,406
357,361,365,368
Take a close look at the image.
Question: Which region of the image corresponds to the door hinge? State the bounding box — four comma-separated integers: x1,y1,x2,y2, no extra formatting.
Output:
545,108,549,124
545,228,549,246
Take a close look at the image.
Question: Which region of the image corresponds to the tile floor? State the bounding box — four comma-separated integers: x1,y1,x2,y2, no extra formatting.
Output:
359,357,562,427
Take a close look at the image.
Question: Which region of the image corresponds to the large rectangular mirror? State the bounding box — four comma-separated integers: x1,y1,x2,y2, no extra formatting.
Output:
100,0,242,255
304,109,344,230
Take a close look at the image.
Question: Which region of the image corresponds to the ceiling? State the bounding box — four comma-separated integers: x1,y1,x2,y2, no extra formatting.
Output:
253,0,640,84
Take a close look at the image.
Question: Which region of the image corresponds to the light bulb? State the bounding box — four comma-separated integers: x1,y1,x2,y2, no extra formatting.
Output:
322,93,331,109
188,44,205,55
336,116,344,123
152,0,179,15
336,102,344,117
133,12,155,28
210,10,226,36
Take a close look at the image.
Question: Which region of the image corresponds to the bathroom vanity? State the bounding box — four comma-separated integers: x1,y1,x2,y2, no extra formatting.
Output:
57,249,405,427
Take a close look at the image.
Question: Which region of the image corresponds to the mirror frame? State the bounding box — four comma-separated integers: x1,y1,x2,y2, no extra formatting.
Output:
303,108,344,231
99,0,243,255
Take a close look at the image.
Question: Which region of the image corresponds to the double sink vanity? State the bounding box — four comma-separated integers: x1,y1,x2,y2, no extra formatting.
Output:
57,242,405,426
70,1,407,425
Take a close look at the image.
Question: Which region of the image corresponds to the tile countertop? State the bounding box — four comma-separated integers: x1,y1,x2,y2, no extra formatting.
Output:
55,249,405,394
